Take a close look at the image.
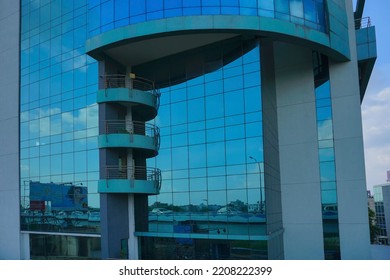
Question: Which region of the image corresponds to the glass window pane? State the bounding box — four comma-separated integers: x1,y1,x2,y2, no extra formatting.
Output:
290,0,304,18
321,181,336,191
188,98,205,122
304,0,316,22
225,90,244,116
259,0,275,10
317,120,333,140
207,127,224,142
207,176,226,191
115,0,129,20
321,190,338,205
319,148,335,162
147,0,163,12
172,147,188,169
275,0,290,14
207,142,225,166
227,174,246,190
315,80,330,99
189,145,207,168
130,0,146,15
244,87,261,112
171,102,187,125
320,161,336,181
316,106,332,121
173,179,189,192
171,133,187,147
206,94,224,119
226,139,246,165
190,177,207,191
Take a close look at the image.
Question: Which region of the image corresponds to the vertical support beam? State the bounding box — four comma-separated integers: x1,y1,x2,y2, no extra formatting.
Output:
0,0,21,259
274,41,324,259
126,108,134,180
128,194,139,259
327,0,371,260
100,194,129,259
20,233,30,260
260,38,284,259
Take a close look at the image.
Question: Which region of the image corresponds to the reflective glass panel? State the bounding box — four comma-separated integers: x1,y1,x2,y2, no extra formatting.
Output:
20,1,100,235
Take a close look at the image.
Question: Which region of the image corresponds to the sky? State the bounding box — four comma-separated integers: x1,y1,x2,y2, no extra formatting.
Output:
358,0,390,190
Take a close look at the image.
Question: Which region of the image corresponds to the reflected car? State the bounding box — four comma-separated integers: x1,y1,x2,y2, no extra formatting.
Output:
70,210,88,219
151,208,173,215
55,211,67,219
323,205,338,212
217,207,241,215
88,211,100,222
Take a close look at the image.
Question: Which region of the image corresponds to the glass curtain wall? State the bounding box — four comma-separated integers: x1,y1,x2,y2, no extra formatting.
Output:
88,0,327,36
20,0,100,245
29,234,101,260
137,38,267,259
374,186,388,245
313,52,340,260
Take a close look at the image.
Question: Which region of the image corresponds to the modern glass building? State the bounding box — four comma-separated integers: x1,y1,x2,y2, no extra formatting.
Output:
0,0,376,259
373,184,390,245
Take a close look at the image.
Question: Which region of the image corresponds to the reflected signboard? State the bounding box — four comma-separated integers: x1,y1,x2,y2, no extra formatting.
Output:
29,181,88,211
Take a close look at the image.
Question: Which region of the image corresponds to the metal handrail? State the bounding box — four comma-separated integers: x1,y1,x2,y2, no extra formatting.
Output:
355,17,371,30
99,74,161,110
103,120,160,150
100,74,159,93
104,165,161,181
104,120,159,138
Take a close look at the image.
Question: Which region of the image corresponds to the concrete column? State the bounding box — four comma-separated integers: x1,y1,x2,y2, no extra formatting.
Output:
20,233,30,260
260,38,284,259
126,66,135,181
0,0,21,260
125,67,137,260
100,194,129,259
125,108,134,180
326,0,371,260
274,41,324,259
128,194,139,259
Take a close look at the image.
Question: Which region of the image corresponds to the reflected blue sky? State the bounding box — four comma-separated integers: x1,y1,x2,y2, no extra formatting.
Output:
147,42,264,219
88,0,327,36
20,0,101,225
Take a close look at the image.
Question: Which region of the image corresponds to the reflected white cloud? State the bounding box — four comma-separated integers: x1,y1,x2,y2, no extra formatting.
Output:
26,104,98,138
290,0,304,17
317,119,333,140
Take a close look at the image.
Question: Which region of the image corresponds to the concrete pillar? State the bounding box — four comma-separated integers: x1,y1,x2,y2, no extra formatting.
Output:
128,194,139,259
0,0,21,260
274,41,324,259
327,0,371,260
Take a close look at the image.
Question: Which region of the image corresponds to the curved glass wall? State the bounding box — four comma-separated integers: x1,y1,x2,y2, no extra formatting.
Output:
137,38,266,259
88,0,327,37
20,0,100,239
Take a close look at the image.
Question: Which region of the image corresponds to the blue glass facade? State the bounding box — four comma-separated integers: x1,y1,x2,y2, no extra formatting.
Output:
87,0,327,36
14,0,373,260
374,186,388,245
136,39,266,259
20,0,101,258
313,52,340,260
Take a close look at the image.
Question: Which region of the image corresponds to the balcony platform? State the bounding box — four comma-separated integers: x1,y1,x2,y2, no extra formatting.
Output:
98,179,161,195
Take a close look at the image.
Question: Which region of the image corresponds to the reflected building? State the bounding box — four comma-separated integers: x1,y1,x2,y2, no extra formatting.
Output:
0,0,376,259
373,184,390,245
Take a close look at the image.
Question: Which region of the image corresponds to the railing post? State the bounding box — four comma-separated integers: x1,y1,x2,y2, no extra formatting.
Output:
355,17,372,30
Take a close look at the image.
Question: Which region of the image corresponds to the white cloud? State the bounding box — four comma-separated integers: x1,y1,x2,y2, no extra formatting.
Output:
362,87,390,189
